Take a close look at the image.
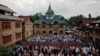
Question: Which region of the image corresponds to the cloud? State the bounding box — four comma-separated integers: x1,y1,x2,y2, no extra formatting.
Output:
0,0,100,19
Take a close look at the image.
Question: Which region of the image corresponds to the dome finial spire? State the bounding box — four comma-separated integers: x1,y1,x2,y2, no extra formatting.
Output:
47,3,52,12
45,4,54,18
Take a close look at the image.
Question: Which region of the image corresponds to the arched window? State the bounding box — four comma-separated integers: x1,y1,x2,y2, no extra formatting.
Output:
41,22,46,28
60,30,63,34
43,30,46,34
49,31,52,34
36,30,40,34
54,32,57,35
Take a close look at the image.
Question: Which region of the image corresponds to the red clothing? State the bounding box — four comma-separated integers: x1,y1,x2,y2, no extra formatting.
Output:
25,52,30,56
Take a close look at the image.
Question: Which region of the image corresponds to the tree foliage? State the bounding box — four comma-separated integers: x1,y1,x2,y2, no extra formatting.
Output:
30,13,40,22
67,15,84,26
89,13,91,19
96,16,100,20
0,46,12,56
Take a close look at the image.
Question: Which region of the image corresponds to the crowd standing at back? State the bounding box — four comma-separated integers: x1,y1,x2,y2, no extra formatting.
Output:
13,45,100,56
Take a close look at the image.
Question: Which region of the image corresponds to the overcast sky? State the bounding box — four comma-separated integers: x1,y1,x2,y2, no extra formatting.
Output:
0,0,100,19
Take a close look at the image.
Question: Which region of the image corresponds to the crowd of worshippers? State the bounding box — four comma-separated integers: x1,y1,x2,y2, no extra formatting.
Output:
13,45,100,56
27,35,83,43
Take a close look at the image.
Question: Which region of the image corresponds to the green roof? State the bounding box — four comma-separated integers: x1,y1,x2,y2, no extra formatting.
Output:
34,15,66,24
34,4,66,24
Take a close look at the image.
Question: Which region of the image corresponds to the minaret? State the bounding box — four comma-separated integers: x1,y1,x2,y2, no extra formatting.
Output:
45,4,54,18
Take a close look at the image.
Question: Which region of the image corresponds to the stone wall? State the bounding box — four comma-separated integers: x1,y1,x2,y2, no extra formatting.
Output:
0,21,22,47
34,24,66,35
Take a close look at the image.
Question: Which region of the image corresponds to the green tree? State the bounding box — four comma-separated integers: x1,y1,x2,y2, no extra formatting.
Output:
96,16,100,20
30,13,40,22
89,13,91,19
67,15,84,26
0,46,12,56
